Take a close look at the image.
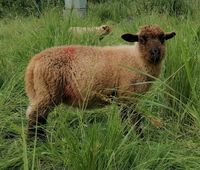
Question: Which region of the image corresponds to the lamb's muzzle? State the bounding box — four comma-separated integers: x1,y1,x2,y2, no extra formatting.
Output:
149,47,161,64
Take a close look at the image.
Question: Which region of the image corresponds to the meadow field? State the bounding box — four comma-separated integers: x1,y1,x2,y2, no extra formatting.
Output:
0,0,200,169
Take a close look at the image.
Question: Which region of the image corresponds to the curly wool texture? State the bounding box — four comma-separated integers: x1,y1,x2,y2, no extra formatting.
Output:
26,44,158,109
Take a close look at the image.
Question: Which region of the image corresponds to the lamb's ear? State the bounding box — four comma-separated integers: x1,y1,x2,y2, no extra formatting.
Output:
121,33,138,42
164,32,176,40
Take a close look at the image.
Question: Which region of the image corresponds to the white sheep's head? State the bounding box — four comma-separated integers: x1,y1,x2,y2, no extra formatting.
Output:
121,25,176,64
99,25,112,35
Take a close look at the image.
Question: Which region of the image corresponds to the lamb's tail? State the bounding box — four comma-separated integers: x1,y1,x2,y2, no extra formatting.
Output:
25,62,36,102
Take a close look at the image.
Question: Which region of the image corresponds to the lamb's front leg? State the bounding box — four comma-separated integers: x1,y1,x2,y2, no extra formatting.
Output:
130,111,144,138
120,105,144,138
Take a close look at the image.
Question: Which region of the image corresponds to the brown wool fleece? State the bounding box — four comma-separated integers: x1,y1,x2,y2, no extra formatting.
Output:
25,25,175,123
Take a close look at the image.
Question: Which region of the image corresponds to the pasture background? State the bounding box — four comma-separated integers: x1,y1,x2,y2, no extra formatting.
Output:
0,0,200,169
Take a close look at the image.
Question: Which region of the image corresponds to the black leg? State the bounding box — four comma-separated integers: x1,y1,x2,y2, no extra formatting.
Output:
120,106,129,122
130,112,144,138
28,114,47,140
120,105,144,138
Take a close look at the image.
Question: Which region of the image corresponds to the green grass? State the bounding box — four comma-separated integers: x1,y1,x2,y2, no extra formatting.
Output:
0,2,200,169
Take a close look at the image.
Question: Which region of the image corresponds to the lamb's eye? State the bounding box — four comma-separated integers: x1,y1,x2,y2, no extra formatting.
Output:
159,35,165,44
140,35,147,44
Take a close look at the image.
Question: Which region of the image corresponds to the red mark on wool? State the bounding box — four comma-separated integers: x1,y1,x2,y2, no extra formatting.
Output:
63,47,76,55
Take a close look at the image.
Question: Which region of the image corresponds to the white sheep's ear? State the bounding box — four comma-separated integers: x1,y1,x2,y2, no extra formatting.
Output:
164,32,176,40
121,33,138,42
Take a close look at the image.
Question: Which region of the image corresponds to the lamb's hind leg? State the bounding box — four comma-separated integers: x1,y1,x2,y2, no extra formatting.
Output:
26,98,55,139
26,62,64,140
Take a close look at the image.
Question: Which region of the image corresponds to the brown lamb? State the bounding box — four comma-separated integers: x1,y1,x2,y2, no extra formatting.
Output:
25,25,176,139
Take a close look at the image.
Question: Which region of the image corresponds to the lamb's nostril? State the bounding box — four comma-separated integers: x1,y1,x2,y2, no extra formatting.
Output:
152,48,159,54
151,48,160,56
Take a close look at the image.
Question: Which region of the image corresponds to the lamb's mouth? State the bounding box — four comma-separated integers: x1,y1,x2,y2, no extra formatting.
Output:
150,55,161,64
149,48,161,64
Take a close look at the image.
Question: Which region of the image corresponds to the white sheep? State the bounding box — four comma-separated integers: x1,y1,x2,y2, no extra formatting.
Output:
68,25,112,40
25,25,176,138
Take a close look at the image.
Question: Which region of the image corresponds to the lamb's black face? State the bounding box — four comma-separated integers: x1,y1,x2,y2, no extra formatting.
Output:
139,36,165,64
121,25,176,64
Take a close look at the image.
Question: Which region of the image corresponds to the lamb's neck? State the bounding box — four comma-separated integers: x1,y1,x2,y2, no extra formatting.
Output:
144,61,162,79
